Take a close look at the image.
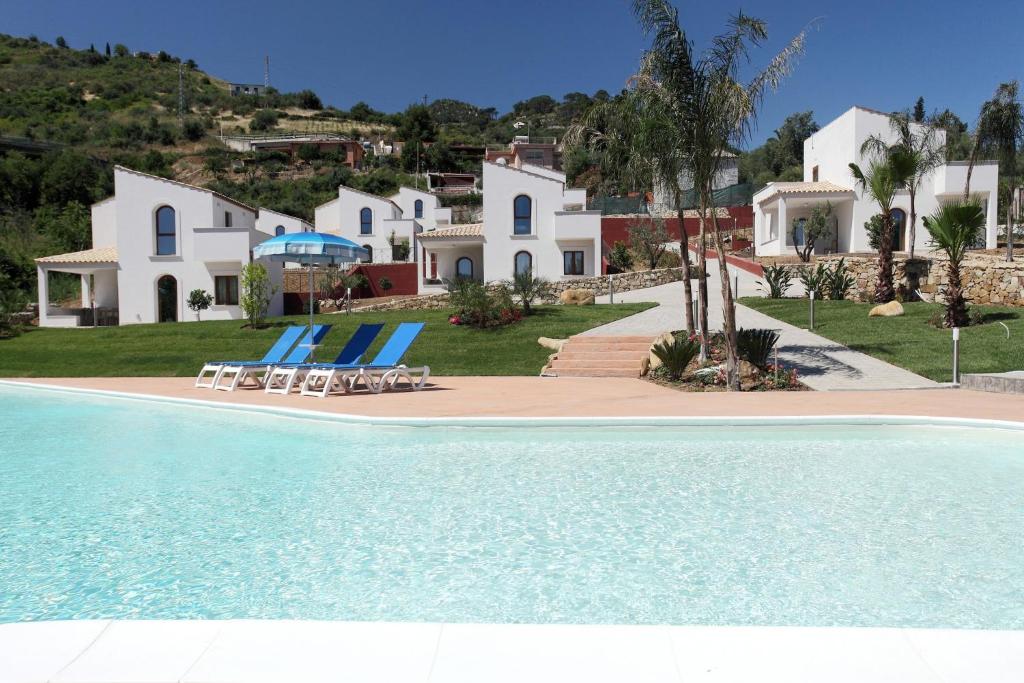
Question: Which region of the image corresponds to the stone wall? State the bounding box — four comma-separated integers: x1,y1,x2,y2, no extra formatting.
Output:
354,267,688,312
780,254,1024,306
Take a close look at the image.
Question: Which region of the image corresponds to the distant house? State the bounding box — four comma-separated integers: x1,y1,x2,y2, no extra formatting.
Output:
650,152,739,213
753,106,1000,256
427,172,478,195
35,167,288,326
220,133,364,169
485,136,562,171
228,83,265,96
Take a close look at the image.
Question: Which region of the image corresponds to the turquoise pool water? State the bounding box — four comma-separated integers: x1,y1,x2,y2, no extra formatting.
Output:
1,384,1023,628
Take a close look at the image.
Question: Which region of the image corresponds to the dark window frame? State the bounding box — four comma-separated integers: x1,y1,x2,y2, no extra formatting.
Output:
513,195,532,235
514,250,532,276
563,250,584,275
456,256,474,279
155,205,176,256
214,275,239,306
360,207,373,235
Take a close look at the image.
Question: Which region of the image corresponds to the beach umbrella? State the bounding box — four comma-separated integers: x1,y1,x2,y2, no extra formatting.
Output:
253,232,368,360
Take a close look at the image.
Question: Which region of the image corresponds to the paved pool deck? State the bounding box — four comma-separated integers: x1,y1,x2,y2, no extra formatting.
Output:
11,376,1024,422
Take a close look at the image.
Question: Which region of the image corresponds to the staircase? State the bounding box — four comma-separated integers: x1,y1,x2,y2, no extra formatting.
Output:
543,335,656,378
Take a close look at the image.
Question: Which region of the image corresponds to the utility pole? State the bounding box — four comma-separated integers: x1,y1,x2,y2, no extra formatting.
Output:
422,94,428,106
264,55,270,88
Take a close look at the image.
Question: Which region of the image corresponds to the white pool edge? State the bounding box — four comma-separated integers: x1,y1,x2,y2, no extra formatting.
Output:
3,379,1024,432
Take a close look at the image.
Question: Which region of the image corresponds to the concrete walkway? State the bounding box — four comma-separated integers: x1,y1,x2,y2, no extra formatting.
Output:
587,266,938,391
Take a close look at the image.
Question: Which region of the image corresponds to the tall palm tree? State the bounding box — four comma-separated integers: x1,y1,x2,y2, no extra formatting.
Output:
849,147,917,303
923,198,986,327
566,88,697,334
978,82,1023,262
862,112,945,259
632,0,809,389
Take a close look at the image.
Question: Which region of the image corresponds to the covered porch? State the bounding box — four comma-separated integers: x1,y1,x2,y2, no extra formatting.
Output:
417,224,485,294
754,182,854,257
35,247,119,327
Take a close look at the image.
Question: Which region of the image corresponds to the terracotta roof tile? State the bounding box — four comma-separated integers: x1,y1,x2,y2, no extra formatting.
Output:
36,247,118,264
417,223,484,239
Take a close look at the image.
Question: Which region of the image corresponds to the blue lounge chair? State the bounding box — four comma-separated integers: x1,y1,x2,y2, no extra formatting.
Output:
214,324,331,391
263,323,385,395
195,325,306,389
300,322,429,397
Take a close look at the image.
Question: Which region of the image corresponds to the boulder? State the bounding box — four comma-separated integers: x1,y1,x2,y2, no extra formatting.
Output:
647,331,676,370
559,289,595,306
868,300,904,317
537,336,567,352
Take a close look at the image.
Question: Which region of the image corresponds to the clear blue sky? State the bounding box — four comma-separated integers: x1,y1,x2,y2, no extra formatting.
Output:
6,0,1023,147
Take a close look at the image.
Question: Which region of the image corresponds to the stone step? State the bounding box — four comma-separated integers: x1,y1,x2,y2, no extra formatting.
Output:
568,335,656,344
548,359,642,370
556,351,650,361
546,367,642,378
560,343,653,353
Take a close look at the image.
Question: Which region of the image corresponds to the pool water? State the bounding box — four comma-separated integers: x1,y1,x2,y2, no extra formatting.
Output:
2,384,1023,628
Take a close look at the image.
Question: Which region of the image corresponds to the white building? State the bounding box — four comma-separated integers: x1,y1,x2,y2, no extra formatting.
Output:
35,166,286,327
313,185,451,264
416,160,601,292
651,152,739,214
753,106,999,256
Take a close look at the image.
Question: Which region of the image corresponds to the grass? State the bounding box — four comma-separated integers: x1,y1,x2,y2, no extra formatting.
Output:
0,304,653,378
740,297,1024,382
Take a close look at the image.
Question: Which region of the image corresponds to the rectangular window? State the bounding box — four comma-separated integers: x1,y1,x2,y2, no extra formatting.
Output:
224,211,233,227
563,250,584,276
214,275,239,306
812,166,819,182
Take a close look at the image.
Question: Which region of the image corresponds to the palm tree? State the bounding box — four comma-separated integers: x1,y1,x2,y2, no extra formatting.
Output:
566,89,697,334
979,82,1022,262
849,147,916,303
631,0,809,389
923,198,986,327
862,112,945,259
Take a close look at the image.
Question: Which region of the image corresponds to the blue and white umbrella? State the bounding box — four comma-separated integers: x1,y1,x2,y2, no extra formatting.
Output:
253,233,369,356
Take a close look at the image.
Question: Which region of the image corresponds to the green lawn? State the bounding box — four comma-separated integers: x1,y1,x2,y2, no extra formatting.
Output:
0,304,653,378
740,297,1024,381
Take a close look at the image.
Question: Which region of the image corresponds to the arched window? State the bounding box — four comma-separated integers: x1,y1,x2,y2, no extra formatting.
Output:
155,206,176,255
889,208,907,250
360,207,373,235
362,244,373,263
156,275,178,322
274,225,286,237
513,195,532,235
514,250,532,276
414,199,423,219
456,256,474,279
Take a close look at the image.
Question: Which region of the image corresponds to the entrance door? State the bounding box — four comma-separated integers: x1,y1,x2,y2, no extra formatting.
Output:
889,208,907,251
157,275,178,322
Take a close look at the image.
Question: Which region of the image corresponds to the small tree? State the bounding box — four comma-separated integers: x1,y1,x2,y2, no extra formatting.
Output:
240,262,275,327
55,36,67,49
608,240,633,272
249,109,279,132
791,202,833,262
923,198,986,327
511,270,551,315
186,288,214,321
627,217,671,270
378,276,393,295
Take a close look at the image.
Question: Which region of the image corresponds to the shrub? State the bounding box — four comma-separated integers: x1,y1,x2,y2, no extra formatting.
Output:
186,288,213,321
651,336,701,380
511,270,551,315
758,264,792,298
798,262,828,298
823,258,854,300
446,277,496,328
378,276,393,294
0,286,28,338
627,216,671,270
737,328,780,369
608,240,633,272
249,109,279,132
240,262,275,327
181,118,205,142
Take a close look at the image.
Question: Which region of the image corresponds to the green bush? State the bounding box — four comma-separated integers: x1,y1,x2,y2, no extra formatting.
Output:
823,258,854,300
758,264,792,298
249,109,279,132
511,270,551,315
737,328,780,369
798,262,828,298
608,240,633,272
651,336,701,380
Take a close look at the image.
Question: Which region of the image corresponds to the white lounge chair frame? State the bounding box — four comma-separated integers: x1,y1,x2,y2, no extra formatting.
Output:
212,364,276,391
357,365,431,394
263,366,314,395
299,367,360,398
195,363,226,389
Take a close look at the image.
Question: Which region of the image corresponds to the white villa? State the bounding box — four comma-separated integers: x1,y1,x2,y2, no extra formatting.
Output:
35,167,296,327
753,106,1000,256
316,159,602,294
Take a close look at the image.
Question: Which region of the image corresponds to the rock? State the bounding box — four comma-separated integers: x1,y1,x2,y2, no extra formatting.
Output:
559,289,595,306
739,360,761,383
538,337,567,352
868,300,904,317
647,331,676,370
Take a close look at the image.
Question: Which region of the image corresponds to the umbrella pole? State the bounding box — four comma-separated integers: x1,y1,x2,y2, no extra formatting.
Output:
308,257,314,362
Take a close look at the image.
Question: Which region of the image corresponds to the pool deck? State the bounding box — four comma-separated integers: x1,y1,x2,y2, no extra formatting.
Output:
5,377,1024,682
10,375,1024,422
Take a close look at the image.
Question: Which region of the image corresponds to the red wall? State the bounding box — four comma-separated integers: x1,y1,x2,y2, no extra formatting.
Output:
601,206,753,247
347,262,418,298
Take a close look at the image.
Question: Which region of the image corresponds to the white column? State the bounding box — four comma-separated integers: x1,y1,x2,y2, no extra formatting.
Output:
37,265,49,327
986,191,998,249
80,273,91,308
777,197,788,255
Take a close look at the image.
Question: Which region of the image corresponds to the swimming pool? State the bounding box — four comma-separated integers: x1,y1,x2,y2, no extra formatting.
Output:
2,383,1023,629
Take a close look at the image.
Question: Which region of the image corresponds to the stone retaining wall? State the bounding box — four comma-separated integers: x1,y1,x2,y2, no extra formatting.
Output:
354,268,688,312
778,254,1024,305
